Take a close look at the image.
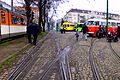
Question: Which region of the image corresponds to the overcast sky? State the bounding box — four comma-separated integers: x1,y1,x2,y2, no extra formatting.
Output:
55,0,120,19
1,0,120,20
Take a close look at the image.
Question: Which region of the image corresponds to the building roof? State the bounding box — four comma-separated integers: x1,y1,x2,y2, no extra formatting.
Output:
68,9,91,14
68,9,120,16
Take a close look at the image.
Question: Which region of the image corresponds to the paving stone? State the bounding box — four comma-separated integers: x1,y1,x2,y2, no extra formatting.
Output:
1,32,120,80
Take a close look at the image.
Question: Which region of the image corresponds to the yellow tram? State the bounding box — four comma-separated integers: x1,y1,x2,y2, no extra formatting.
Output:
62,22,75,31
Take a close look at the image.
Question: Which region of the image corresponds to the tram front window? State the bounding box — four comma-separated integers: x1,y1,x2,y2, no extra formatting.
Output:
87,21,94,26
70,25,74,27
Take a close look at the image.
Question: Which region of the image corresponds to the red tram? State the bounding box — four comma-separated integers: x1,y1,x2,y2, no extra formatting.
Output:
86,19,120,36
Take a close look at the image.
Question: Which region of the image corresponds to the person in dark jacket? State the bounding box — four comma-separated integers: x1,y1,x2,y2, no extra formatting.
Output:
117,26,120,38
81,23,88,40
97,25,104,38
27,21,40,45
75,31,79,41
97,25,106,38
63,26,66,34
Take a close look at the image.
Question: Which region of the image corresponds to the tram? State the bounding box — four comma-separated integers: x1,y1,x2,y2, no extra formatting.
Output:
62,22,75,31
0,5,27,40
75,22,84,31
86,18,120,36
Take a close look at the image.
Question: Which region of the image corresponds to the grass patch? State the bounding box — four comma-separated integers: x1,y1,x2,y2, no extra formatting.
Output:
0,54,16,71
38,31,48,40
0,43,31,71
11,39,25,44
0,31,48,71
0,42,11,47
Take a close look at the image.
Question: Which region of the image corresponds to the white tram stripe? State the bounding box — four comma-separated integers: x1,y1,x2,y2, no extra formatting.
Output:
1,25,27,35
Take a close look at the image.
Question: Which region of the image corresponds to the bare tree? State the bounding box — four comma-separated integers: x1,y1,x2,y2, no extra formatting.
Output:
16,0,68,32
24,0,32,25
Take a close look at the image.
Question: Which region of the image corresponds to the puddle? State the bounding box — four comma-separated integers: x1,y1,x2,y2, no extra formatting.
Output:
62,46,71,54
71,67,76,73
39,70,44,73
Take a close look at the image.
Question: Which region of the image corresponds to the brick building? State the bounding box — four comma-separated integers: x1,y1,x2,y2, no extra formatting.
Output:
14,6,39,19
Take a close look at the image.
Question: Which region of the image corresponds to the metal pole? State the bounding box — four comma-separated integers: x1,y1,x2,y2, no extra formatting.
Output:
11,0,13,11
78,14,79,22
106,0,108,31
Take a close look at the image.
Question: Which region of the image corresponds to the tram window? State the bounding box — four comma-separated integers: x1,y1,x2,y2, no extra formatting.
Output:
88,21,94,25
20,18,26,25
108,22,111,27
117,23,120,26
1,12,6,23
77,24,83,27
94,21,99,26
12,15,17,24
86,22,89,26
63,25,66,27
101,22,106,26
12,15,26,25
111,22,117,27
70,25,74,27
17,17,21,24
20,18,24,24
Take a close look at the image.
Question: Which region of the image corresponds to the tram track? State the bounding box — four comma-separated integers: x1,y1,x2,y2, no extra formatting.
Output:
6,33,52,80
36,46,72,80
32,33,76,80
69,36,120,79
59,34,84,80
31,36,62,80
69,37,103,79
9,32,74,80
90,38,120,79
88,38,101,80
7,32,108,80
109,42,120,61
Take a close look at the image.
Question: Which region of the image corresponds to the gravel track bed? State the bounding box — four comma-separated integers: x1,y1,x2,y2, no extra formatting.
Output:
92,40,120,80
69,38,120,80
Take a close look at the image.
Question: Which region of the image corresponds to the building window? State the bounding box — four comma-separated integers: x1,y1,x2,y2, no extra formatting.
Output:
68,14,71,16
73,14,76,16
1,11,6,23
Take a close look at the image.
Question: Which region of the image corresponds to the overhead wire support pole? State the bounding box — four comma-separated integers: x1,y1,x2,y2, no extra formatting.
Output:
106,0,108,32
78,14,79,22
11,0,13,11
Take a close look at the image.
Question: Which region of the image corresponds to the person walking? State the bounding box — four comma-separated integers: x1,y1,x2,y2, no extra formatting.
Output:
59,26,63,34
75,31,79,41
63,26,66,34
27,20,40,45
101,26,107,37
81,23,88,40
97,25,104,38
117,25,120,38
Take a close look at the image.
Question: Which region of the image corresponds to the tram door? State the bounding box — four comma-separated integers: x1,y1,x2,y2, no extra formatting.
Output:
0,22,2,40
0,11,1,40
1,11,9,39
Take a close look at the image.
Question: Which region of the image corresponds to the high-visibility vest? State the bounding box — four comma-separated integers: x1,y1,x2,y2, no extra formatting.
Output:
63,27,66,30
59,26,63,29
